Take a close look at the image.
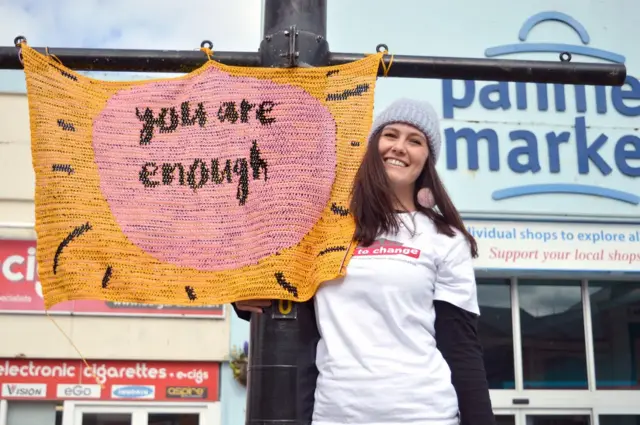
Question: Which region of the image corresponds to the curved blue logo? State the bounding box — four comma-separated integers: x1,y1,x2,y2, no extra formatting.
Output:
492,184,640,205
485,11,626,63
480,11,638,206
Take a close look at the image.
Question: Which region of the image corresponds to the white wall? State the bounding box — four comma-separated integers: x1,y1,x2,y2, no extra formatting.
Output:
0,313,230,361
0,94,34,233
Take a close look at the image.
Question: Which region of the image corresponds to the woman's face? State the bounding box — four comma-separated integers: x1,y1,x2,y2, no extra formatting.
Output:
378,123,429,190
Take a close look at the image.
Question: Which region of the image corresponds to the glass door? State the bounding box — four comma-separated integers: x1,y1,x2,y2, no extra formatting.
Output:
494,409,517,425
143,406,205,425
72,405,137,425
518,410,592,425
70,405,207,425
596,414,640,425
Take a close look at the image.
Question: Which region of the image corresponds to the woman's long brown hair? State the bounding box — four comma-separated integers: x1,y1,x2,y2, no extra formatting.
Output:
349,130,478,258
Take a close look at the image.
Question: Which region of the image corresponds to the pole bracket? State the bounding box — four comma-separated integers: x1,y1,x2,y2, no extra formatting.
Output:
260,26,329,68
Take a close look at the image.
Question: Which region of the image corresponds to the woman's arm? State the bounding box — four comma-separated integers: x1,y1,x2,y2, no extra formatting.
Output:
434,300,495,425
231,303,252,321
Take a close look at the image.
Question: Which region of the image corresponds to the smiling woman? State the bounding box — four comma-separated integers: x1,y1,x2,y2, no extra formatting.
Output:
235,98,494,425
349,98,477,254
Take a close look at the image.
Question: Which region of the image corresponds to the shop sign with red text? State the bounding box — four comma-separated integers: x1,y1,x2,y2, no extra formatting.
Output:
0,359,219,401
0,240,225,317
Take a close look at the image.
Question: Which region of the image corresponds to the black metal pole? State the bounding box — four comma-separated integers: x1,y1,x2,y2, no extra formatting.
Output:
245,3,327,425
0,45,626,86
262,0,326,38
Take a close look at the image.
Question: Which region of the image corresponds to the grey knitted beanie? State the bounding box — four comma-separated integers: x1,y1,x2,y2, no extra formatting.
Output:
368,98,442,164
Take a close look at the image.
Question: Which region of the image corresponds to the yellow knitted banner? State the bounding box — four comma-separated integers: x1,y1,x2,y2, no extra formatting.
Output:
20,43,382,309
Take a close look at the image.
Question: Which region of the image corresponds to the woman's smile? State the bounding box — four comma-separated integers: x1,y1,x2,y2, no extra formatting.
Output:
384,158,408,167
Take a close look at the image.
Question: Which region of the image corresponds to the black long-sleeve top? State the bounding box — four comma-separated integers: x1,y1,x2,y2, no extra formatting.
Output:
232,299,496,425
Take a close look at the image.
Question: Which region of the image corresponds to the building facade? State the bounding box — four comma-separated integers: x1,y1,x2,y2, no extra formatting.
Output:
229,2,640,425
347,1,639,424
0,2,262,425
1,1,639,425
0,92,232,425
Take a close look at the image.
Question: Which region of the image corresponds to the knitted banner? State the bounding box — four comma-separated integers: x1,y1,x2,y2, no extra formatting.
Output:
20,44,382,309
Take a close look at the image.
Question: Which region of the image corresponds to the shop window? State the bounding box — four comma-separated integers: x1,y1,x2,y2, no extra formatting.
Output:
81,413,132,425
477,278,515,389
518,279,588,389
148,413,200,425
589,280,640,390
524,414,590,424
495,414,516,425
599,415,640,425
7,401,58,425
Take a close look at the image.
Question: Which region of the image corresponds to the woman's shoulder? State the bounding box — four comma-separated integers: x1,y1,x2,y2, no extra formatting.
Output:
414,211,464,237
414,212,469,254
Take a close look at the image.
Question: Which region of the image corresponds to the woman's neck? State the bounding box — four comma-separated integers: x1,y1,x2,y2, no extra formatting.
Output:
391,185,416,212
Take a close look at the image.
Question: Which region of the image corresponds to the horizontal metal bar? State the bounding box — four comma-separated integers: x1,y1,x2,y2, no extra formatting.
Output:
331,53,627,86
0,45,626,86
0,46,261,73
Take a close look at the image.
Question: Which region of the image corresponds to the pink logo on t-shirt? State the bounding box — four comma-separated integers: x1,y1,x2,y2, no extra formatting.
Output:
353,238,421,259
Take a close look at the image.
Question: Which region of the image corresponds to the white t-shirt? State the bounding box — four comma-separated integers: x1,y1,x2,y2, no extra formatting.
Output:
312,212,479,425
